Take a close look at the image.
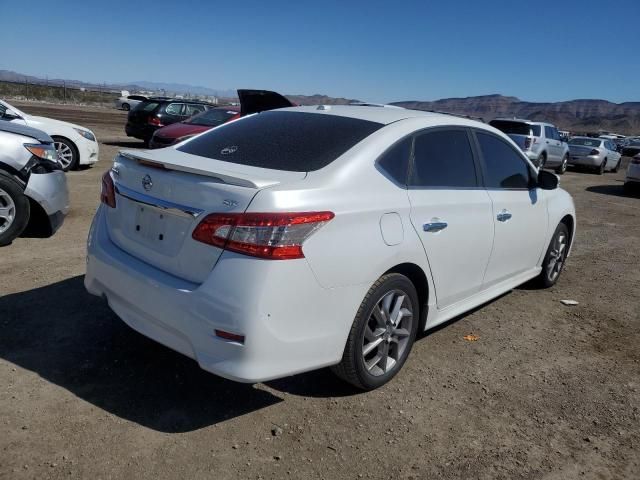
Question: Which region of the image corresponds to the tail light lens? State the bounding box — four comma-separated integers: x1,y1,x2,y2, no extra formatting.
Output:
192,212,335,259
100,171,116,208
148,116,163,127
524,137,532,149
589,149,600,155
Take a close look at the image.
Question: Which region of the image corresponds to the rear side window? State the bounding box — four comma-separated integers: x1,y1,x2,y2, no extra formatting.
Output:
476,132,531,189
489,120,531,136
544,126,554,138
185,104,206,116
165,103,185,116
178,111,383,172
531,125,541,136
410,129,477,188
377,137,412,185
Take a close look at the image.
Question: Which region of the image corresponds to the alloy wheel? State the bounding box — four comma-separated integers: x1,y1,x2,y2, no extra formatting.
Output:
546,231,567,282
54,141,74,169
0,187,16,235
362,289,414,377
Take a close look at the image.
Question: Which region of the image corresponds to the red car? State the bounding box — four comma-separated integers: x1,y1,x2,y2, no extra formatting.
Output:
149,89,293,148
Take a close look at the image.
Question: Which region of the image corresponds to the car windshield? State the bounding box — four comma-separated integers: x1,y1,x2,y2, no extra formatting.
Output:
569,138,602,147
178,111,384,172
185,109,238,127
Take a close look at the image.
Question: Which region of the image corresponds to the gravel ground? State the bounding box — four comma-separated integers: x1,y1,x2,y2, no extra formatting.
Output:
1,102,639,480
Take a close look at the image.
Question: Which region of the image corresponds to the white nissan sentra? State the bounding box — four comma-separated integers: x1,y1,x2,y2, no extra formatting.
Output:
85,105,576,390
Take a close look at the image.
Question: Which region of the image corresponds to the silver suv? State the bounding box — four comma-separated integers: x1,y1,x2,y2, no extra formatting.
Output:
489,118,569,174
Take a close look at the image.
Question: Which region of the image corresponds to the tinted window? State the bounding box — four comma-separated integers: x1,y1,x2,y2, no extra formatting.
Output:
377,137,411,185
531,125,541,136
569,138,602,147
178,111,383,172
410,130,477,188
185,108,238,127
489,120,532,136
136,101,159,112
165,103,185,116
476,132,531,189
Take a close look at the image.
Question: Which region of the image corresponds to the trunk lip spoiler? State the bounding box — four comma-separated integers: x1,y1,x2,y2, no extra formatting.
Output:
114,182,205,219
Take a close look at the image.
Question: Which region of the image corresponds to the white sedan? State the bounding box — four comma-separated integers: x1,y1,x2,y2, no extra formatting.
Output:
0,99,99,171
85,105,576,390
114,94,147,111
568,136,622,174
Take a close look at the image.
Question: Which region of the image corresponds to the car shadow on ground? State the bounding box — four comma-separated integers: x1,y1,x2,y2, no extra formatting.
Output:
0,276,286,433
586,184,637,198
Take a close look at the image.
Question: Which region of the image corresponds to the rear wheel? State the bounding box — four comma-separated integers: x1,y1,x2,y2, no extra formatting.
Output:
613,158,621,173
597,158,606,175
122,103,130,111
556,154,568,175
332,273,419,390
537,153,547,169
0,175,30,246
536,223,569,288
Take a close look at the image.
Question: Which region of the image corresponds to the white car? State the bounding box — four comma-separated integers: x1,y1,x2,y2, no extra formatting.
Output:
568,136,622,174
0,99,99,171
114,94,148,112
85,105,576,390
624,154,640,193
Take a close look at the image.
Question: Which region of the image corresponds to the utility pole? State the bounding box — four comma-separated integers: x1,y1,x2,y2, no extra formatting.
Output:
63,81,67,103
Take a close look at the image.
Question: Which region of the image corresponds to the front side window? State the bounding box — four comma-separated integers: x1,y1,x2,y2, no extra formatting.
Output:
409,129,477,188
476,132,531,189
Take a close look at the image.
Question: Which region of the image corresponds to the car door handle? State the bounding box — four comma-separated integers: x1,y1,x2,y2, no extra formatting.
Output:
423,221,448,232
496,210,512,222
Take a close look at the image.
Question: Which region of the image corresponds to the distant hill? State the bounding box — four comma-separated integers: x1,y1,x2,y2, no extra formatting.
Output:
285,94,360,105
391,94,640,134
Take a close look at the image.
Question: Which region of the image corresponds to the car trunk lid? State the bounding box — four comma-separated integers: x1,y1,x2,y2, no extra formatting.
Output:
569,145,598,157
105,149,305,283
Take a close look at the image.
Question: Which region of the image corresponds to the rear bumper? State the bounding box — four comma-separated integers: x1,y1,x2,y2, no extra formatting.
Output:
568,155,601,167
125,123,157,141
85,207,364,383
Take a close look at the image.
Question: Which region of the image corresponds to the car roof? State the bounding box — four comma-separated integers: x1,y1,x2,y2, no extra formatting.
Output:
0,121,52,143
146,97,215,105
274,105,486,127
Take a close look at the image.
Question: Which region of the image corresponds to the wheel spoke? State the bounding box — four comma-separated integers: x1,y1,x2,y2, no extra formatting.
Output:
363,337,383,356
365,353,383,372
0,206,11,219
372,307,386,327
389,294,404,325
381,293,393,321
393,327,410,339
380,342,390,372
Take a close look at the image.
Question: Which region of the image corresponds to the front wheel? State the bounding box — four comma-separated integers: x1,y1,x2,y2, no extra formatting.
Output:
53,137,78,171
613,158,621,173
536,223,569,288
332,273,419,390
556,155,568,175
0,175,30,246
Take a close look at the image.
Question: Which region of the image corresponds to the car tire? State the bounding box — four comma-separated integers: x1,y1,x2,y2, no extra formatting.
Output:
537,153,547,169
122,103,130,111
597,158,606,175
0,174,30,247
536,222,569,288
52,137,79,172
556,154,568,175
613,158,621,173
331,273,419,390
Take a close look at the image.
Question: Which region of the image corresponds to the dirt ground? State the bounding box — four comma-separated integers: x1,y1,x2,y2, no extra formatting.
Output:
1,102,638,480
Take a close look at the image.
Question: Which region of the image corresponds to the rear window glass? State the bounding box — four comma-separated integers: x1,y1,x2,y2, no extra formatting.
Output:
490,120,533,136
178,111,383,172
569,138,602,147
136,101,159,112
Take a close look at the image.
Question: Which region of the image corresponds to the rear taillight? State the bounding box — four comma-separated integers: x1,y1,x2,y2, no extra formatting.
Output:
192,211,335,259
589,149,600,156
524,137,532,149
100,171,116,208
148,116,163,127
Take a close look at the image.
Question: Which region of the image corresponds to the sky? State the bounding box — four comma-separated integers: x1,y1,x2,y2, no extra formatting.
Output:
1,0,639,103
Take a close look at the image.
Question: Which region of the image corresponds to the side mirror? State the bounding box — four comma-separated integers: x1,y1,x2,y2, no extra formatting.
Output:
537,169,559,190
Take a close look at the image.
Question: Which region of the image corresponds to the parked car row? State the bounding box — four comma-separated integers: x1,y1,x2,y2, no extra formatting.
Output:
114,94,148,111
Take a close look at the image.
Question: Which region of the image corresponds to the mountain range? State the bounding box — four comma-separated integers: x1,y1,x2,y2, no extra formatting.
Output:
2,70,639,134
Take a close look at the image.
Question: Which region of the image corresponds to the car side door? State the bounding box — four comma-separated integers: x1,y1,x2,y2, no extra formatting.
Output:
606,141,620,169
406,128,494,309
544,126,560,165
473,130,548,287
163,102,186,124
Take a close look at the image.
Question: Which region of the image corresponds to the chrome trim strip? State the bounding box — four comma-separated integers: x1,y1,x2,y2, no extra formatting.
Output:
114,183,204,219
